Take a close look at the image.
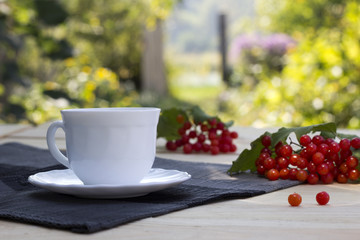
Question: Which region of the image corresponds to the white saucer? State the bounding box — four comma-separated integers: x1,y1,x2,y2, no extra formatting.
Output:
28,168,191,199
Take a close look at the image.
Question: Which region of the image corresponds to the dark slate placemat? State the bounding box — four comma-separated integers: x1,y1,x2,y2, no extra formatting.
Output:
0,143,300,233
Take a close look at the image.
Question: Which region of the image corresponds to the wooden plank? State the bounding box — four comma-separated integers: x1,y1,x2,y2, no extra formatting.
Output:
1,123,360,239
1,184,360,239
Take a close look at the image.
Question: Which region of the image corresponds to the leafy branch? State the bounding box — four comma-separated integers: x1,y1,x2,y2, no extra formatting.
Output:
227,122,360,175
157,106,233,141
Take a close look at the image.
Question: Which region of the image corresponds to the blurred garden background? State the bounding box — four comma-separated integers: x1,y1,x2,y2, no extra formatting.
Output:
1,0,360,128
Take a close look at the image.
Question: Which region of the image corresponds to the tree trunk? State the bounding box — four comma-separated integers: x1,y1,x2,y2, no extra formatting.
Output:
141,21,168,95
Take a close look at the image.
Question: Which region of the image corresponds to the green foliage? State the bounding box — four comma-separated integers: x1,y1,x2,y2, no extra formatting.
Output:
0,0,176,124
227,0,360,128
228,122,337,174
157,108,188,141
157,106,233,141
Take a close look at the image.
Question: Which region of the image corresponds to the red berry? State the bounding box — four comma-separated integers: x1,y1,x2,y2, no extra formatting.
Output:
219,144,230,153
296,170,308,182
275,142,284,156
230,131,238,139
264,157,276,170
339,139,351,151
316,163,329,176
257,165,266,175
229,144,237,152
288,193,302,207
183,143,192,154
316,191,330,205
221,129,230,137
307,162,317,174
350,137,360,149
300,148,311,159
175,139,183,147
178,127,186,135
267,169,280,181
329,141,340,153
325,138,335,145
176,114,185,124
279,145,293,157
197,134,206,143
208,127,217,134
312,135,325,145
183,121,192,130
289,154,300,166
216,122,225,130
166,141,178,151
208,131,217,140
210,146,220,155
348,169,360,181
261,147,272,155
208,118,217,127
333,167,340,178
300,134,312,146
325,161,335,173
259,152,271,161
261,135,272,147
255,158,262,167
297,157,308,169
339,162,349,174
279,168,290,179
340,149,352,161
221,135,233,145
189,130,197,138
181,134,190,144
306,143,318,156
337,173,348,183
321,173,334,184
202,143,211,152
193,142,202,152
200,123,208,132
345,156,359,169
211,138,219,146
277,157,289,169
317,143,330,156
312,152,325,165
327,152,340,165
307,173,319,184
288,168,298,180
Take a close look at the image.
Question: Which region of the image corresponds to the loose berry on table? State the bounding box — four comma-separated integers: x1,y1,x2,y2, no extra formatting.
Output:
288,193,302,207
316,191,330,205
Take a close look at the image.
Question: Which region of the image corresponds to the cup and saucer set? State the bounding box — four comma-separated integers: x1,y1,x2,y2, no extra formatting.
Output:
28,108,191,199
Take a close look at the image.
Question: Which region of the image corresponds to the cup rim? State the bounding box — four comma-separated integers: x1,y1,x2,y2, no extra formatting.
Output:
61,107,160,113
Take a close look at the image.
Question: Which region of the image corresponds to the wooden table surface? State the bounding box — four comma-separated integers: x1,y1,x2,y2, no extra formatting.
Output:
1,123,360,240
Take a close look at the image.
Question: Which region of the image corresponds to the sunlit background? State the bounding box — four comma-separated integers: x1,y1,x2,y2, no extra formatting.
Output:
1,0,360,128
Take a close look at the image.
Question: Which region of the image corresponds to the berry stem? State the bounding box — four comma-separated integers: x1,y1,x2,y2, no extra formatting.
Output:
289,137,303,149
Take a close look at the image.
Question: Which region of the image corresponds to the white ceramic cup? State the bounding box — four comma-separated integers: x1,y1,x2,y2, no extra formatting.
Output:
46,107,160,185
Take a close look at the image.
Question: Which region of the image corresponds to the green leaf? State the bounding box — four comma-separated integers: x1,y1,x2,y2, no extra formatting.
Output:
190,105,213,124
271,122,337,147
228,132,271,174
157,108,188,141
190,105,233,128
337,132,359,140
228,122,337,175
157,105,234,141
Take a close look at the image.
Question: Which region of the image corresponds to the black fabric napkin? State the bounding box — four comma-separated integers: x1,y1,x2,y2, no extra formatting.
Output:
0,143,300,233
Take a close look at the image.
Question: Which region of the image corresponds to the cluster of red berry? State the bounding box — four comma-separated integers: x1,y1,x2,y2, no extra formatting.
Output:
256,134,360,184
165,115,238,155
